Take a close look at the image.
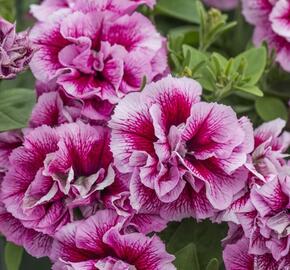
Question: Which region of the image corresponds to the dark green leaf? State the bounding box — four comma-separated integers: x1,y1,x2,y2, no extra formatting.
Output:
234,47,267,84
155,0,199,24
163,218,227,269
5,242,23,270
0,88,35,132
206,258,219,270
174,243,200,270
255,97,288,121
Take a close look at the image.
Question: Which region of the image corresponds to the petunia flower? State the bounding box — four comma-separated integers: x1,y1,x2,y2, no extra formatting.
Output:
242,0,290,72
109,76,254,221
0,17,33,79
51,209,175,270
1,122,113,237
29,6,167,110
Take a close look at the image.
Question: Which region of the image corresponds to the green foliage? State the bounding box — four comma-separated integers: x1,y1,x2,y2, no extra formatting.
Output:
170,44,267,101
0,0,15,21
196,2,236,52
174,243,200,270
255,97,288,122
155,0,199,24
5,242,23,270
0,88,35,132
159,218,227,269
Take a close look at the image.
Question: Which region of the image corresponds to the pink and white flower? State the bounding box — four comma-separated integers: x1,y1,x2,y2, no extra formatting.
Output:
203,0,239,11
109,76,254,221
51,209,175,270
1,122,113,237
237,175,290,262
29,3,167,107
0,17,33,79
0,202,53,258
252,118,290,176
34,80,114,123
0,131,22,171
242,0,290,72
31,0,156,22
223,236,290,270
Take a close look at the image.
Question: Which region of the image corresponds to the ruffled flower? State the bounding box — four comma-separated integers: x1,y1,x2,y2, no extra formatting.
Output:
51,209,175,270
109,76,254,221
242,0,290,72
237,175,290,263
29,2,167,108
203,0,239,10
223,235,290,270
30,0,156,22
0,17,33,79
1,122,113,238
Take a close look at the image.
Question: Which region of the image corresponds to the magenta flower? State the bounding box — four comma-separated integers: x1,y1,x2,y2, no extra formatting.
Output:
109,76,254,221
29,3,167,106
1,122,113,237
252,118,290,176
0,17,33,79
242,0,290,72
203,0,239,10
31,0,156,22
51,209,175,270
223,236,290,270
0,131,22,170
34,80,114,123
237,175,290,262
214,118,290,224
0,202,53,258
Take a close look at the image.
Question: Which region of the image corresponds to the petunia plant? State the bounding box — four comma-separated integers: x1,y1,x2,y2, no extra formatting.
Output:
0,1,289,270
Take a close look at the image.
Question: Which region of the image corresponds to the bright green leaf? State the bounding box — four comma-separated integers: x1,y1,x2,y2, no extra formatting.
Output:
255,97,288,121
234,47,267,84
182,45,207,70
174,243,200,270
5,242,23,270
155,0,199,24
234,85,264,97
206,258,219,270
0,88,36,132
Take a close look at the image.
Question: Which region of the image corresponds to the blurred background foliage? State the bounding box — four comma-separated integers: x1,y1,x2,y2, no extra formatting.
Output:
0,0,289,269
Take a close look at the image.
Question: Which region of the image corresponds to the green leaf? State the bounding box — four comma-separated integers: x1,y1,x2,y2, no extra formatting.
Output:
255,97,288,121
174,243,200,270
163,218,227,269
182,45,207,70
155,0,199,24
0,88,36,132
206,258,219,270
234,47,267,84
0,0,15,21
5,242,23,270
234,85,264,97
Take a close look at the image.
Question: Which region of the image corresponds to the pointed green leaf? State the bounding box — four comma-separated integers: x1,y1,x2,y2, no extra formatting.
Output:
174,243,200,270
182,45,207,70
234,85,264,97
255,97,288,121
206,258,219,270
5,242,23,270
0,88,35,132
